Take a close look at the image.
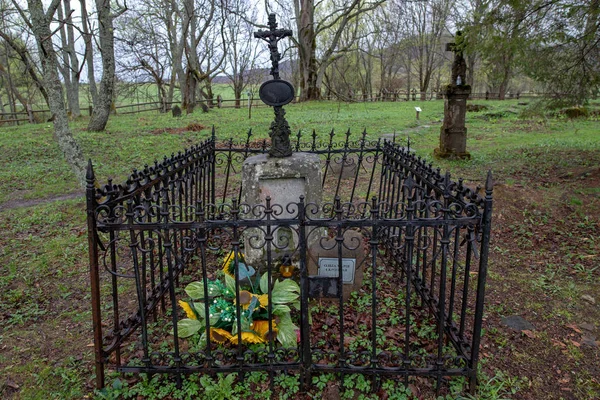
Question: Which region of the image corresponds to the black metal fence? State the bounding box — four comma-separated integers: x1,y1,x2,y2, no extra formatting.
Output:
86,130,493,395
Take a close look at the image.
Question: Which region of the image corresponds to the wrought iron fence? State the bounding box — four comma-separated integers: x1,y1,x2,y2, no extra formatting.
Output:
86,129,493,395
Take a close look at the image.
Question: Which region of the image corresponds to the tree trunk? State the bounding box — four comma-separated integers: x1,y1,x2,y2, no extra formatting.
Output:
0,64,41,122
88,0,117,131
28,0,86,186
57,3,80,117
498,55,513,100
0,32,49,105
80,0,98,107
204,81,214,107
297,0,321,101
466,54,476,87
64,0,81,117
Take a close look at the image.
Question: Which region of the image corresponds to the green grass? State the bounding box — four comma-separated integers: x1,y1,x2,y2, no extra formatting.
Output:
3,98,598,203
1,99,599,399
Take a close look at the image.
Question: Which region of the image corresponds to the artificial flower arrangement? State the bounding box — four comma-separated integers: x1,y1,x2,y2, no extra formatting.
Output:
177,251,300,349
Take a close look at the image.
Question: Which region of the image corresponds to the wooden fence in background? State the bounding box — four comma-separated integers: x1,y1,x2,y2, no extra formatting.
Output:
0,91,571,126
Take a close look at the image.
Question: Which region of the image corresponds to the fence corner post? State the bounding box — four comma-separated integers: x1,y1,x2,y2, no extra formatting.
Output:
469,171,494,393
86,159,105,389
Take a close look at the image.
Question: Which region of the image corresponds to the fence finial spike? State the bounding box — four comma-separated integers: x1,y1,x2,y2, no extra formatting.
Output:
485,170,494,192
211,125,216,140
444,170,452,196
86,159,95,182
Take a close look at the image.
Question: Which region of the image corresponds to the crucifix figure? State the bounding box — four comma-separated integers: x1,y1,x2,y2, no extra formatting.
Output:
255,14,295,157
254,13,292,80
446,31,467,86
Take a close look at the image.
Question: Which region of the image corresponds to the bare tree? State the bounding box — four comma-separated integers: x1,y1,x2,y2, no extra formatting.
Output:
13,0,86,185
222,0,262,108
0,2,49,110
180,0,226,112
87,0,127,131
373,2,410,96
116,6,171,111
80,0,98,107
402,0,452,100
56,0,81,117
266,0,384,101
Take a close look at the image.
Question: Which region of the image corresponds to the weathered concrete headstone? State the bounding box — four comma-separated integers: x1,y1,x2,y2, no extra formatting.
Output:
217,95,223,108
434,31,471,160
171,105,182,118
307,230,366,301
186,103,194,115
200,103,209,113
242,153,322,265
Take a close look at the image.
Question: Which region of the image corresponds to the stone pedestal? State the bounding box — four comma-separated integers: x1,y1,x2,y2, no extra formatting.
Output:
241,153,322,266
434,85,471,159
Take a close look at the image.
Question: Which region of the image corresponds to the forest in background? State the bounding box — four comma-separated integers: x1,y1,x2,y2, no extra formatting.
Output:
0,0,598,184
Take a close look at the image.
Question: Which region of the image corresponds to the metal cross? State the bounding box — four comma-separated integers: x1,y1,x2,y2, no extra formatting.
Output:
254,13,292,80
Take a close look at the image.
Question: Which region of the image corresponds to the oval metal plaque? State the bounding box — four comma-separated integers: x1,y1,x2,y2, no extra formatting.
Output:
259,79,295,106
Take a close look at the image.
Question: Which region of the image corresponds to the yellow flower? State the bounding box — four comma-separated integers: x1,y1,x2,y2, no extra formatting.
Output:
230,331,266,345
252,320,278,340
178,300,197,320
256,294,269,308
222,250,245,277
210,328,233,344
235,291,268,311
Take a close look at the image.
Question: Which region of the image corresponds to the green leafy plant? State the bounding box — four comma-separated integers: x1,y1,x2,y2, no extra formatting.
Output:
177,251,300,348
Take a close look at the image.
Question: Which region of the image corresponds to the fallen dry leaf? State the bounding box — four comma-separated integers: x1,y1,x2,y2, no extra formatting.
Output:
570,340,581,348
5,379,19,390
565,323,582,334
522,329,537,338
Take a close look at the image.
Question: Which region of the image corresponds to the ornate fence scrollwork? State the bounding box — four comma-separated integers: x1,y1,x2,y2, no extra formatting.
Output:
87,129,492,394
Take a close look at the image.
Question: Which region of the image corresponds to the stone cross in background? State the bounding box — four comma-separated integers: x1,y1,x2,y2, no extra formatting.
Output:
254,14,295,157
435,31,472,160
446,31,467,86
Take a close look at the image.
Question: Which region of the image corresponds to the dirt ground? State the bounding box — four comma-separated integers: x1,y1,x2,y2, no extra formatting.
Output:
475,163,600,399
0,154,598,399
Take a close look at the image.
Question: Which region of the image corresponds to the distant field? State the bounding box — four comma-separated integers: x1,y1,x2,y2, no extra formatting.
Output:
13,83,259,112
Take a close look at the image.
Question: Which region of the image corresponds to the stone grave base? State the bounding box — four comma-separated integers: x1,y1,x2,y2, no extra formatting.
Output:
241,153,322,266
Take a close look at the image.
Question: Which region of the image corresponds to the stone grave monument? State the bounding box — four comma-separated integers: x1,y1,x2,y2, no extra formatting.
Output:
306,230,366,301
242,14,322,265
171,105,182,118
242,15,366,302
434,31,471,159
